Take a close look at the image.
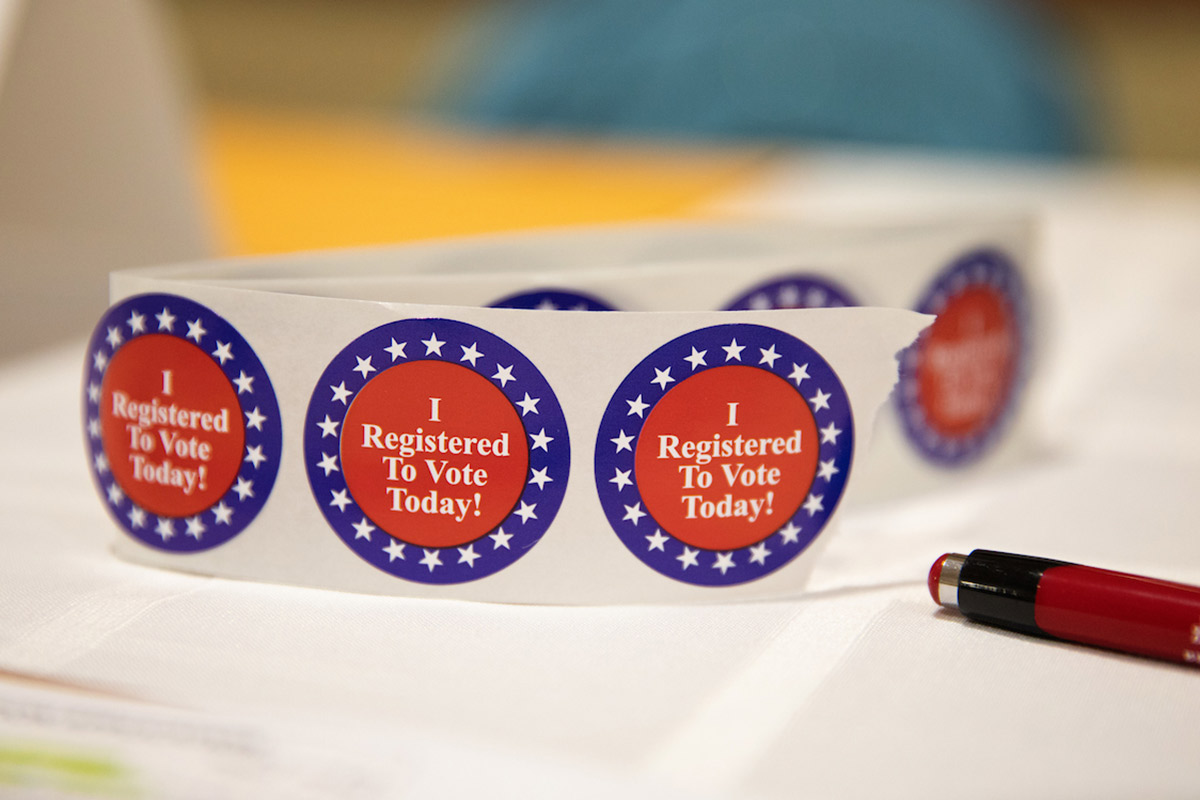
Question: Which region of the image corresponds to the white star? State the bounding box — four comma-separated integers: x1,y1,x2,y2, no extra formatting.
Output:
817,458,839,481
317,415,340,438
460,342,482,366
788,363,810,385
384,539,406,561
212,341,233,365
677,547,699,569
352,517,375,540
803,493,825,516
186,318,207,342
420,549,443,571
422,333,445,356
490,527,513,549
353,355,376,379
609,468,633,491
385,338,407,361
810,388,832,412
713,552,736,574
528,466,552,490
127,311,147,334
749,542,771,565
244,445,267,469
529,428,553,451
330,382,352,405
106,483,124,506
186,516,206,540
213,501,233,525
156,517,175,541
748,293,772,310
105,326,123,349
317,452,339,476
779,285,802,306
458,544,480,567
516,393,540,416
723,339,745,361
330,489,352,511
87,417,101,438
128,506,146,529
623,502,646,526
651,367,675,391
233,371,255,394
155,307,175,331
611,429,635,452
92,350,108,371
820,422,842,445
684,347,707,370
758,345,781,367
492,364,515,387
245,407,266,431
93,453,109,474
514,501,537,523
645,529,669,551
626,395,649,418
778,521,801,544
233,477,254,500
87,383,100,403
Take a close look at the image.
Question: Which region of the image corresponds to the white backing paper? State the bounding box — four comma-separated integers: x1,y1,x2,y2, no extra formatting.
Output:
86,218,1036,603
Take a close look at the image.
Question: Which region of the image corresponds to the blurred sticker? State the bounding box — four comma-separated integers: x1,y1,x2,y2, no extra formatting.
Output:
489,289,616,311
896,249,1029,465
724,274,858,310
83,294,281,551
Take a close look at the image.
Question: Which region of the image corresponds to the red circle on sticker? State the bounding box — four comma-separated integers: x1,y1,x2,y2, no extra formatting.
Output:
917,286,1017,438
340,360,529,549
100,334,246,517
634,365,817,551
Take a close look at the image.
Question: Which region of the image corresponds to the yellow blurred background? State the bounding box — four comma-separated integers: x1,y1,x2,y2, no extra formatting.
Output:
164,0,1200,255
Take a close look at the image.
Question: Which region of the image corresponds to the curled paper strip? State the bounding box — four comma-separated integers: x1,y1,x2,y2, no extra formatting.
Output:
82,218,1035,603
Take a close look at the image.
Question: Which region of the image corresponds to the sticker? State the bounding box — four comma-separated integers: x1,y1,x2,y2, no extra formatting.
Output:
489,289,616,311
595,324,853,586
82,294,282,551
896,249,1029,465
305,319,569,584
724,274,858,311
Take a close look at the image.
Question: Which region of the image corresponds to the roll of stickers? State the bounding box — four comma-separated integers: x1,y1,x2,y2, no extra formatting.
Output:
81,217,1035,603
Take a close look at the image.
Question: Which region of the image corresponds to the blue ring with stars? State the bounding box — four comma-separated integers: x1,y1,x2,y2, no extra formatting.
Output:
82,293,282,552
723,274,859,311
304,318,570,585
594,323,854,587
489,288,616,311
895,248,1031,466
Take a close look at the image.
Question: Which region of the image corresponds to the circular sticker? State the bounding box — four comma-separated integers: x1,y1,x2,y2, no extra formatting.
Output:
489,289,616,311
82,294,282,551
305,319,569,584
724,274,858,311
896,249,1029,465
595,324,853,586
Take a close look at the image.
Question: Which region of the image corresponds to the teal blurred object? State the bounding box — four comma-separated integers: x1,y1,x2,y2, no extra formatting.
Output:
439,0,1089,156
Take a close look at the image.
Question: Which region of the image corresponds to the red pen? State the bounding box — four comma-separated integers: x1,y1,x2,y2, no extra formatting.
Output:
929,549,1200,666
